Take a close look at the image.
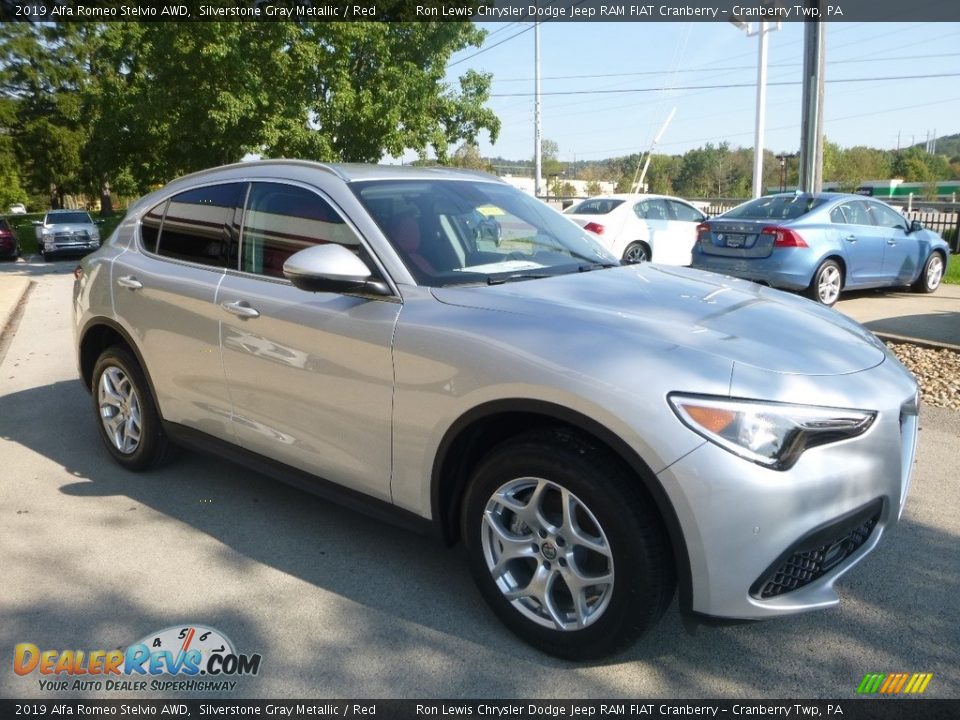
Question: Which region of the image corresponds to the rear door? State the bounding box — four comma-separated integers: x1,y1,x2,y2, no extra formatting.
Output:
217,180,400,501
830,200,886,286
111,183,245,443
632,198,671,261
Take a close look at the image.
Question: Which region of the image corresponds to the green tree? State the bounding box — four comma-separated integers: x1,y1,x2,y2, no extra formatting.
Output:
3,19,501,200
448,142,492,171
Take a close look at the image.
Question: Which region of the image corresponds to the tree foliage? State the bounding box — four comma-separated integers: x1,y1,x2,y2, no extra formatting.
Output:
1,19,500,205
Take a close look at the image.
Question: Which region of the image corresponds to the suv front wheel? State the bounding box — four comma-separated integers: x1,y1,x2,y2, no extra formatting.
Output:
461,430,675,659
92,346,172,470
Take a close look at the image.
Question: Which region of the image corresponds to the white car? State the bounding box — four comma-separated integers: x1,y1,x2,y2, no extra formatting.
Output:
565,194,707,265
8,203,27,215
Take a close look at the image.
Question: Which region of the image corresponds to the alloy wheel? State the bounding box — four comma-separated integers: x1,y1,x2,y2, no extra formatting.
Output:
98,366,143,454
481,477,615,631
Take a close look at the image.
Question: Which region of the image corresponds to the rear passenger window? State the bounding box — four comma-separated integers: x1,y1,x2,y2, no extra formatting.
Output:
241,183,360,279
157,183,245,267
635,199,669,221
141,201,166,254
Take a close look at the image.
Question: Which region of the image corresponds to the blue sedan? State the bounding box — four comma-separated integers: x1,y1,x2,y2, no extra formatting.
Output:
691,192,950,306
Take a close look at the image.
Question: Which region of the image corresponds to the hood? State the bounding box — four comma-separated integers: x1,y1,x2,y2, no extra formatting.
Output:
44,223,96,233
432,264,886,376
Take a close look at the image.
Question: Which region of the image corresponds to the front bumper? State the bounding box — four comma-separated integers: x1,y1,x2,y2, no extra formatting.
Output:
43,239,100,255
658,355,918,619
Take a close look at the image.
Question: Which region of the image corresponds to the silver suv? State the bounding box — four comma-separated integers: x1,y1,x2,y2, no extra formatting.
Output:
35,209,101,261
74,161,918,659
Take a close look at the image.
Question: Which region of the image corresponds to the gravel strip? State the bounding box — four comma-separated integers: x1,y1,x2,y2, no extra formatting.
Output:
886,342,960,411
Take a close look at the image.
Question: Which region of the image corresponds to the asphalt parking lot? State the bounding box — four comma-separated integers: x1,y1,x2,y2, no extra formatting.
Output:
1,261,959,700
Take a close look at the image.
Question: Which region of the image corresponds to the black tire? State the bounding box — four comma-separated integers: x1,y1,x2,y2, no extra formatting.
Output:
912,252,944,294
622,242,650,265
806,259,842,306
461,429,675,659
42,251,51,262
91,345,173,471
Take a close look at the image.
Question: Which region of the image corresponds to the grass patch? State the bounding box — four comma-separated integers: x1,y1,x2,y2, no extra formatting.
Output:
945,253,960,286
8,212,126,256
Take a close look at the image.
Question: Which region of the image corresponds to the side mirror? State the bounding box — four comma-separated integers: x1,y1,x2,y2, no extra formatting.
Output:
909,220,923,233
283,244,391,296
31,220,42,226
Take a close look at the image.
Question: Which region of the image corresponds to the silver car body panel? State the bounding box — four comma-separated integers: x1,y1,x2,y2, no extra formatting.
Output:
74,160,920,622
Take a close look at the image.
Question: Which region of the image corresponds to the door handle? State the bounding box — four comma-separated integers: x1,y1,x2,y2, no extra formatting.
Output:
843,235,857,242
887,239,897,246
221,300,260,319
116,276,143,290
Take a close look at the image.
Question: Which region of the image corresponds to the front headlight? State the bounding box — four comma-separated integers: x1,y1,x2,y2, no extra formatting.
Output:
668,394,876,470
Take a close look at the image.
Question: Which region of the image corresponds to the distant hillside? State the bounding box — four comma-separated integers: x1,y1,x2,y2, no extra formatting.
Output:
909,132,960,159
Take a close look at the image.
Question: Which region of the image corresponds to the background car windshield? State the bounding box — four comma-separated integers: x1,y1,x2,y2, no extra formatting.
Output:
724,195,828,221
353,180,617,286
565,198,625,215
49,212,93,224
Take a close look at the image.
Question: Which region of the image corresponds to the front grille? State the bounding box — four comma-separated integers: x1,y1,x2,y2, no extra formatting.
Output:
751,500,883,600
53,230,89,243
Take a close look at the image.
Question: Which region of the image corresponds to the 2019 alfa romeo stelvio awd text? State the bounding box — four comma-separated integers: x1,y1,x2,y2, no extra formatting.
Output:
73,162,919,659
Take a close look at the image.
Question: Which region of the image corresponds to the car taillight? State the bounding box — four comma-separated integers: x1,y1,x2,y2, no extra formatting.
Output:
73,265,84,281
696,223,710,239
583,222,605,235
762,226,808,248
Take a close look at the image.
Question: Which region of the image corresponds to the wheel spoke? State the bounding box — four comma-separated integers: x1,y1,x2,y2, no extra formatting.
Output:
483,512,537,575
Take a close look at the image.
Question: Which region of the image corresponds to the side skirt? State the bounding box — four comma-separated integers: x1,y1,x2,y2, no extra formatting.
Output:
162,421,440,539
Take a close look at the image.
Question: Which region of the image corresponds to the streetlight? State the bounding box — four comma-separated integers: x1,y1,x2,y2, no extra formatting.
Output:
777,153,788,192
729,16,781,198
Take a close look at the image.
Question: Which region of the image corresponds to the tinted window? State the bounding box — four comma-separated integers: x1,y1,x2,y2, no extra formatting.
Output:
634,198,669,221
47,212,93,225
724,195,828,221
241,183,359,279
866,202,907,230
830,201,870,226
141,201,166,254
668,200,703,222
158,183,245,267
567,198,624,215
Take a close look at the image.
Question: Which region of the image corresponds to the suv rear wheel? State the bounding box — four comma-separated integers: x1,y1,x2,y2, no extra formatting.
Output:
461,430,674,659
92,346,173,470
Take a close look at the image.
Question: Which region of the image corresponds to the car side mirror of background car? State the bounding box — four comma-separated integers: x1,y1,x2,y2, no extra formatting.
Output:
283,244,391,296
909,220,923,233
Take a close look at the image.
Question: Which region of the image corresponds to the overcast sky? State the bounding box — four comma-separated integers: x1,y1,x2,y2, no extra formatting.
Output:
436,20,960,164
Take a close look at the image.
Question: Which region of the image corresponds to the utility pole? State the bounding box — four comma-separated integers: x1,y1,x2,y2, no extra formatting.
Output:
798,2,825,193
533,21,542,198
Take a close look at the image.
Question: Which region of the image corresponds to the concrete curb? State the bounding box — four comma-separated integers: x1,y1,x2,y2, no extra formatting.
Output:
873,332,960,354
0,276,32,335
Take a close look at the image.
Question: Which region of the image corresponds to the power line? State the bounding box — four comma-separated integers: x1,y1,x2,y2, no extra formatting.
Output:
491,52,960,83
490,73,960,98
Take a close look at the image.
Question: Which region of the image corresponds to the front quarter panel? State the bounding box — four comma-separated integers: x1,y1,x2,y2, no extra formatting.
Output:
388,287,735,518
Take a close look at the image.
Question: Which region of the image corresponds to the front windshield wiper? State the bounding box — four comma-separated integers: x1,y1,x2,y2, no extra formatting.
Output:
578,262,619,272
487,272,555,285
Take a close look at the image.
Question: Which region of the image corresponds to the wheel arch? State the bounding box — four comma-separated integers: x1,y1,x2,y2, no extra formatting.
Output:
430,398,694,614
78,318,155,401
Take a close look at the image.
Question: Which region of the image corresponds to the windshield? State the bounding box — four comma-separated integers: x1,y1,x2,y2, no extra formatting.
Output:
47,212,93,225
352,180,617,287
565,198,625,215
723,195,828,221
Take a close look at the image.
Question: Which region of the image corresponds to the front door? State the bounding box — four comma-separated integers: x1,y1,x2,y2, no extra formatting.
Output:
217,181,401,501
